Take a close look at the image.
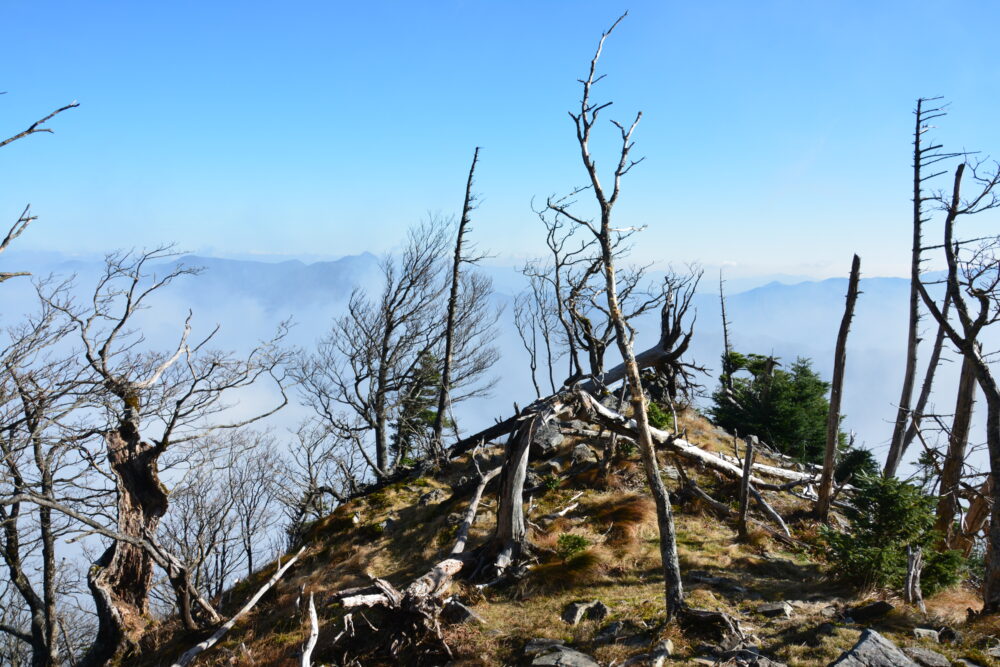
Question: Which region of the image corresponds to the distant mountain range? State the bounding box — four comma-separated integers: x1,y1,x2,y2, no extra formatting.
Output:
1,251,982,471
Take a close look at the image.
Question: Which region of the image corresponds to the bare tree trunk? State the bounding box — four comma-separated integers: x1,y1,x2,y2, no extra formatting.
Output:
737,438,754,539
886,97,958,477
82,413,168,667
886,100,931,477
816,255,861,520
719,270,734,390
433,147,480,460
900,296,951,454
904,546,926,612
982,396,1000,613
934,352,978,549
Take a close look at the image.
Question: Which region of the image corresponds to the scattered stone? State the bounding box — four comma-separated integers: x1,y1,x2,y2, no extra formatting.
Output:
829,629,918,666
530,421,565,457
953,660,986,667
622,641,673,667
759,602,793,619
912,627,939,642
846,600,894,623
593,620,649,646
571,444,598,464
525,471,543,489
988,645,1000,658
445,512,464,526
418,489,447,506
561,600,608,625
524,638,566,657
378,516,396,532
820,605,840,618
902,647,951,667
440,599,483,625
531,645,600,666
568,419,589,430
937,625,962,644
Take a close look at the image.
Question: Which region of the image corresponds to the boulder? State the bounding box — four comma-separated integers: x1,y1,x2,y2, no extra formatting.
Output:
902,647,951,667
846,601,894,623
912,627,939,642
759,602,793,619
561,600,609,625
530,421,565,457
531,646,600,666
829,629,918,666
571,444,598,464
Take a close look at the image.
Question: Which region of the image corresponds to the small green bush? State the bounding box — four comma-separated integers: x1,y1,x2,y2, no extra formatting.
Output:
556,533,590,561
543,474,560,492
646,401,674,431
822,475,964,596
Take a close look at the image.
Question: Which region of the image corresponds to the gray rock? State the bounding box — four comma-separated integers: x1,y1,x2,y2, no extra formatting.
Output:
912,627,939,642
623,642,673,667
688,570,749,596
531,646,600,667
418,489,447,506
759,602,793,618
571,443,598,464
594,620,648,645
561,599,608,625
953,661,986,667
829,629,918,666
525,471,543,489
846,600,894,622
902,647,951,667
810,623,835,645
530,421,565,457
440,599,483,624
524,638,566,657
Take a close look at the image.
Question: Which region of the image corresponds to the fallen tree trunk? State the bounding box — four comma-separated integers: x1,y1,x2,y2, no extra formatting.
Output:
171,547,305,667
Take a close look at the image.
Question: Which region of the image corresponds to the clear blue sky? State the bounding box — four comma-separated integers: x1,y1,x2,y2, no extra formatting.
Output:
3,1,999,278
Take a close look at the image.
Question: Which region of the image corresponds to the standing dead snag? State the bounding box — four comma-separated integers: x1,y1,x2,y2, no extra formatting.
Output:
433,147,483,462
473,398,566,580
816,254,861,521
544,12,685,620
934,351,978,549
885,98,962,477
916,159,1000,613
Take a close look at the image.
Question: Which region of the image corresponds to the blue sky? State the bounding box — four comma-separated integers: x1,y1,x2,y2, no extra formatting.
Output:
2,1,999,278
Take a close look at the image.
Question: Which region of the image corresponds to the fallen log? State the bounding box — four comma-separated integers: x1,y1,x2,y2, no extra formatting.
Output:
171,546,306,667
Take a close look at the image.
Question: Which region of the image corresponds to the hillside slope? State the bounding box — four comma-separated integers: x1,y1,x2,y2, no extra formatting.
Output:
138,412,997,665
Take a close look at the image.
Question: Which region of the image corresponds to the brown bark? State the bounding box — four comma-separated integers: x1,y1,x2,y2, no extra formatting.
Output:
816,254,861,520
934,353,977,549
82,412,168,666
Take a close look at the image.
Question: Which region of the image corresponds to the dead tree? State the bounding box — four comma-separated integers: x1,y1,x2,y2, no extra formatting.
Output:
885,98,962,477
433,147,486,460
932,352,978,550
916,159,1000,613
1,99,78,283
816,254,861,520
543,12,685,620
452,268,701,459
